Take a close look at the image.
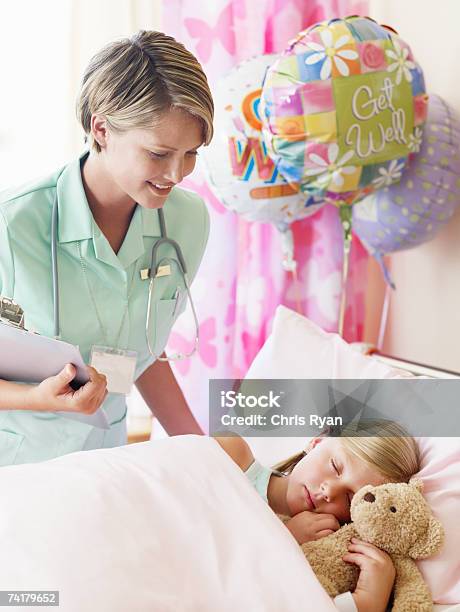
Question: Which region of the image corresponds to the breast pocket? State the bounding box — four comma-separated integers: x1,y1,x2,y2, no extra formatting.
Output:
0,430,25,466
151,298,177,357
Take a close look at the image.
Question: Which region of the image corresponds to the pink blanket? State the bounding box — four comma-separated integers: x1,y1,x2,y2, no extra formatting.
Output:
0,435,336,612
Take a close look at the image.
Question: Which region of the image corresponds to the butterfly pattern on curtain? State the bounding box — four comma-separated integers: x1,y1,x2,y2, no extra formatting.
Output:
162,0,370,431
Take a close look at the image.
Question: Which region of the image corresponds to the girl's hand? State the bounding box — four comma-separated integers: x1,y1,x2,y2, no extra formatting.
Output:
343,538,396,612
285,510,340,544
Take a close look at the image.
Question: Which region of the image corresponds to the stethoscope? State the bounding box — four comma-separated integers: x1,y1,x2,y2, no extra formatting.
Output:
51,193,200,361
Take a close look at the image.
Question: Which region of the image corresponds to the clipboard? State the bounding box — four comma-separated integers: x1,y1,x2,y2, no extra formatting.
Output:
0,298,109,429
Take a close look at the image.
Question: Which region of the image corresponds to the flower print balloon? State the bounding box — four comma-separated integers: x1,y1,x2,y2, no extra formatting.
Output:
260,15,427,333
260,16,427,209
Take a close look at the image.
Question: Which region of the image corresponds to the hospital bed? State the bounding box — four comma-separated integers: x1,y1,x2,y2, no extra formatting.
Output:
0,318,458,611
0,435,457,612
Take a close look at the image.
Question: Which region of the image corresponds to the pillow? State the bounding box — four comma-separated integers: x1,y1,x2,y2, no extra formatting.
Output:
245,305,411,379
416,438,460,604
244,305,460,605
243,304,413,465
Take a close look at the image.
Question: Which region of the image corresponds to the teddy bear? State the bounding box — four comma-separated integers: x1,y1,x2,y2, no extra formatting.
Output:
298,480,444,611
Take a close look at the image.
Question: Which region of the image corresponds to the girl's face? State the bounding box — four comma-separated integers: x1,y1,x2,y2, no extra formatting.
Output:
94,106,204,209
286,438,389,523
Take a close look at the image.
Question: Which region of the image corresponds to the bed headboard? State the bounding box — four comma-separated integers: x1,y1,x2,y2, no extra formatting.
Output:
351,342,459,379
370,352,460,379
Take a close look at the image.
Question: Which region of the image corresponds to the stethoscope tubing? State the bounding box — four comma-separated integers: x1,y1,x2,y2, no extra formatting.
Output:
51,193,189,341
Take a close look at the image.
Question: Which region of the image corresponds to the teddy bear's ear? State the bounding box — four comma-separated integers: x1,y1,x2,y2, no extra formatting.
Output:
409,477,424,493
408,515,444,560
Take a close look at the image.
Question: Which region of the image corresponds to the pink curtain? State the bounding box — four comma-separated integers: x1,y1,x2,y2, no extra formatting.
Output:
163,0,370,431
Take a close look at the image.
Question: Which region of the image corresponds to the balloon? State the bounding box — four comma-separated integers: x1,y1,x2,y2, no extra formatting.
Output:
201,54,324,232
260,16,427,208
352,95,460,285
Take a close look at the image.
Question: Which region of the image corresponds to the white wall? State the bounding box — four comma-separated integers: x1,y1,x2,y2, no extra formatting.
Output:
0,1,74,188
364,0,460,373
0,0,161,190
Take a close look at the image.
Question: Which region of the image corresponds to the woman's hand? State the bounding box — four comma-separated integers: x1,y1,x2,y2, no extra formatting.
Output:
29,364,108,414
285,510,340,544
343,538,396,612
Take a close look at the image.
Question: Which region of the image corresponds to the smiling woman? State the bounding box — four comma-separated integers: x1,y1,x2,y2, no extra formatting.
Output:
0,30,214,465
80,107,205,252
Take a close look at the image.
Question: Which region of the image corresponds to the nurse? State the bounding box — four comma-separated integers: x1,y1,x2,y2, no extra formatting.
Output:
0,30,213,465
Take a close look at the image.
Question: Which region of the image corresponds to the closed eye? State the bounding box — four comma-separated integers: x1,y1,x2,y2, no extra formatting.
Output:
331,459,352,506
331,458,340,475
150,151,168,159
150,150,199,159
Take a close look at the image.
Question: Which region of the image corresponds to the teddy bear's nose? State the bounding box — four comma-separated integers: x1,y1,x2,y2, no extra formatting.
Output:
363,492,376,503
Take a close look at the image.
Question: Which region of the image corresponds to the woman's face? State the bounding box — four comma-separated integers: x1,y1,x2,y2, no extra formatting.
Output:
96,106,204,209
286,438,389,523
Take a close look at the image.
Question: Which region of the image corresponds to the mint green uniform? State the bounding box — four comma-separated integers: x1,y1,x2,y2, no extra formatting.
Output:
0,151,209,465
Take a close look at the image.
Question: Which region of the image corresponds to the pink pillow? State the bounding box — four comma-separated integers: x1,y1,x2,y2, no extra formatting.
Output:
246,306,460,604
416,438,460,604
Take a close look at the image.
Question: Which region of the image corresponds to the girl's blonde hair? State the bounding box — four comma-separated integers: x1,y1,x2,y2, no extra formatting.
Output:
272,420,420,483
76,30,214,153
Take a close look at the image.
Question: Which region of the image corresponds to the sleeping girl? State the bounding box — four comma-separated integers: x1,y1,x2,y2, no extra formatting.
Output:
215,420,420,612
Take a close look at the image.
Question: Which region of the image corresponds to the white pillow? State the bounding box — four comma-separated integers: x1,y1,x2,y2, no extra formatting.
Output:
244,305,409,465
246,305,407,380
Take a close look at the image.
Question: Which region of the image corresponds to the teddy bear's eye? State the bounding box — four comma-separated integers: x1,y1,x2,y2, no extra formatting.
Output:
390,506,397,513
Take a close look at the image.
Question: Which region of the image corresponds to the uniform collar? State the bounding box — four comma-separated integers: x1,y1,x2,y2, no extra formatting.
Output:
56,151,93,243
56,150,162,269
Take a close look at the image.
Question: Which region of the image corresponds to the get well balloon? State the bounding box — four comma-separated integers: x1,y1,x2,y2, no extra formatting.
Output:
260,16,427,208
201,54,324,232
352,95,460,285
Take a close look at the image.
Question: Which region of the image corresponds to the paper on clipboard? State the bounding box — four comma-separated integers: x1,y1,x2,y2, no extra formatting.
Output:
0,323,110,429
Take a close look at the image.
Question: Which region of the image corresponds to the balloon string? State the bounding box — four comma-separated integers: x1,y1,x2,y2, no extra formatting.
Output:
279,227,303,316
377,282,392,352
291,266,303,316
375,252,396,290
338,236,351,337
338,206,352,337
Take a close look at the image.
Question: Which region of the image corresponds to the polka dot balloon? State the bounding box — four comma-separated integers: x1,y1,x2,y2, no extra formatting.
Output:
352,95,460,285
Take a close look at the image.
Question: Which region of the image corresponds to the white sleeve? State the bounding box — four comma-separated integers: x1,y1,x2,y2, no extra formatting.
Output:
333,591,358,612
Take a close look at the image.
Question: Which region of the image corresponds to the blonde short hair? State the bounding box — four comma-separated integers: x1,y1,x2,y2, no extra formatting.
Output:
272,420,420,483
76,30,214,153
